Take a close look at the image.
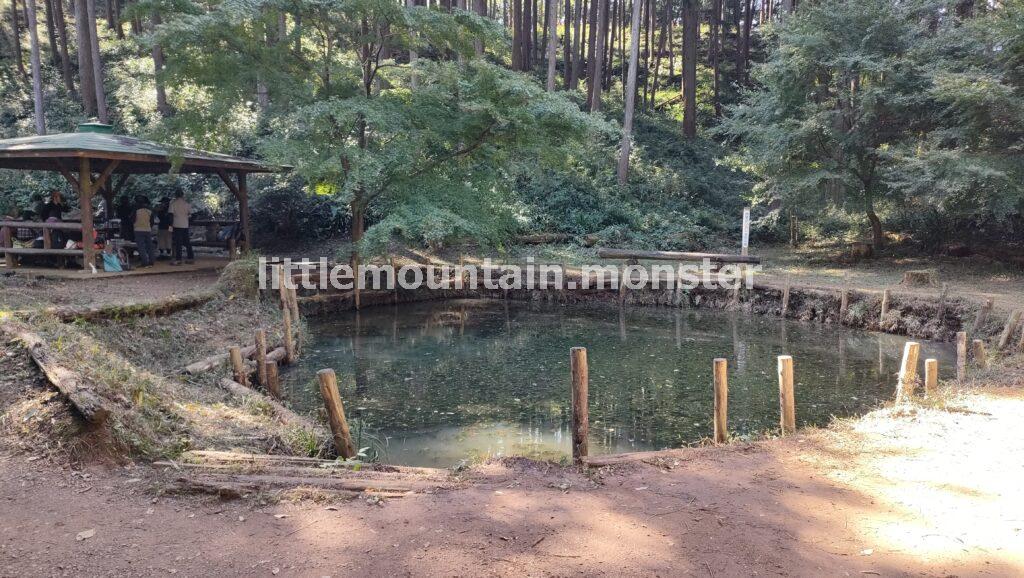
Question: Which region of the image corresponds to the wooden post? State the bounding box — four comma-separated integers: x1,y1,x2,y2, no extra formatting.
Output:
237,171,251,251
937,282,949,321
390,256,399,304
570,347,589,464
79,157,96,271
1,226,13,268
880,289,891,325
713,358,728,443
780,276,791,317
265,360,280,399
896,341,920,402
288,286,300,323
353,253,361,310
276,264,289,307
972,339,988,369
839,288,849,323
970,297,994,334
777,355,795,435
997,309,1022,351
924,358,938,397
255,329,267,386
229,346,248,387
282,307,295,364
618,263,628,306
956,331,967,381
317,369,356,459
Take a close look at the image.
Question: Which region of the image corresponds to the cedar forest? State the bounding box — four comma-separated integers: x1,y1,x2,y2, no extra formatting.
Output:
1,0,1022,256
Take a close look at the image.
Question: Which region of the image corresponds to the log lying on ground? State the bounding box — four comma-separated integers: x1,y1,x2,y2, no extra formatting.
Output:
516,232,573,244
1,325,112,424
900,270,938,287
176,450,447,477
174,472,430,493
218,378,320,432
184,342,285,375
596,248,761,264
582,448,692,467
44,291,217,322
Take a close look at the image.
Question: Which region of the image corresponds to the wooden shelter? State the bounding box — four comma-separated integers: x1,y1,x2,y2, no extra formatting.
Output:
0,123,278,270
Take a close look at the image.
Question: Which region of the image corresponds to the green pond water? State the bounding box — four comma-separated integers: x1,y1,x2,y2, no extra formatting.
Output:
280,299,956,467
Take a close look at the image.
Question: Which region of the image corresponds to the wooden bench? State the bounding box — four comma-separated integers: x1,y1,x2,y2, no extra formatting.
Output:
0,220,88,268
190,219,243,258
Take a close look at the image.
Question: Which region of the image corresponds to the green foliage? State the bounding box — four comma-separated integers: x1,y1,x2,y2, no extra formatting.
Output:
720,0,1024,247
157,0,611,253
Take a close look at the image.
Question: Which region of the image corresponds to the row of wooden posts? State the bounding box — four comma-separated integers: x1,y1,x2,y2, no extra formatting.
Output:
308,330,1004,463
227,267,300,400
566,327,1002,464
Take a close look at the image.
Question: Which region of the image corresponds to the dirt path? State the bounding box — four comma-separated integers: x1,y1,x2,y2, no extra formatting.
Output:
2,383,1021,577
753,245,1024,314
0,269,221,310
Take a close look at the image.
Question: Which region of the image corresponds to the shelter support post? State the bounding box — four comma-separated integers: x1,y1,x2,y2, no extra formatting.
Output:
78,157,95,272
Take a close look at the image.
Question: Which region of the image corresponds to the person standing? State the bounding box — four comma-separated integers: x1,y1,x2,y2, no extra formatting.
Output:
169,190,194,264
155,197,173,259
133,196,155,268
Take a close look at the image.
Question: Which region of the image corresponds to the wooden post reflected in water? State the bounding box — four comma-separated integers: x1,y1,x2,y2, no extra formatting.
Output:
777,355,795,435
570,347,589,464
713,358,729,444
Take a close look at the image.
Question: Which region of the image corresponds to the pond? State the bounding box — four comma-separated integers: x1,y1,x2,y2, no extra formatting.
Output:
280,299,956,467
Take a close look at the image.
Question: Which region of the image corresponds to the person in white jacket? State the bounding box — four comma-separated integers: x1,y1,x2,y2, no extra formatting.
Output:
169,190,194,264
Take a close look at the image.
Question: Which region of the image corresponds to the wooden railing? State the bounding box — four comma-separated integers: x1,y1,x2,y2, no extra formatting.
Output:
0,220,85,267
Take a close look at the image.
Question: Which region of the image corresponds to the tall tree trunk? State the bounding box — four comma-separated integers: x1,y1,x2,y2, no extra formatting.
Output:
545,0,558,90
666,4,673,85
736,0,751,85
570,0,584,88
681,0,697,137
602,0,610,90
867,208,883,249
112,0,123,39
85,0,107,122
584,0,597,106
649,0,666,109
42,0,57,65
408,0,419,86
26,0,45,134
511,0,523,69
541,0,549,65
10,0,27,78
616,0,642,185
50,0,74,96
563,0,572,88
588,0,606,111
709,0,721,116
151,12,170,116
473,0,486,55
75,0,97,115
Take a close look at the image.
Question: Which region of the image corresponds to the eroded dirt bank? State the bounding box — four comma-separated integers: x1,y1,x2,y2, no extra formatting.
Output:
2,382,1022,577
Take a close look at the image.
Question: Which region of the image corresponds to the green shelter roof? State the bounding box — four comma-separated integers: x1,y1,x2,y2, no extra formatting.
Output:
0,131,278,175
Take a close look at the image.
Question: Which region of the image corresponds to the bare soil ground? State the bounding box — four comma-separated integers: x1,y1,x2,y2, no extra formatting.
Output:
2,381,1022,576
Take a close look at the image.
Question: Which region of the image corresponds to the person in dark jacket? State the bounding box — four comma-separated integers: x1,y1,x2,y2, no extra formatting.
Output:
155,197,173,259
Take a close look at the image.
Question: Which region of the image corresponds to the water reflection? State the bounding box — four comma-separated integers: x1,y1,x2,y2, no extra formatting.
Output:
281,299,956,467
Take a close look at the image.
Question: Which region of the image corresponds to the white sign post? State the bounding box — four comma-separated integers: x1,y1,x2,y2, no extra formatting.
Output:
741,207,751,256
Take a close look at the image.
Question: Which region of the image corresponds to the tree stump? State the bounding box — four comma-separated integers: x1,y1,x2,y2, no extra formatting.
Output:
900,270,937,287
849,242,873,260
